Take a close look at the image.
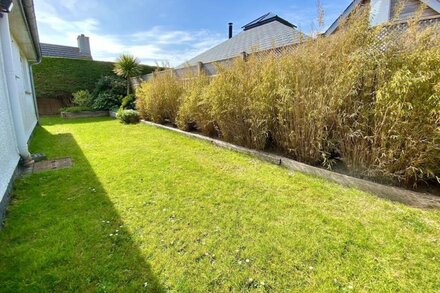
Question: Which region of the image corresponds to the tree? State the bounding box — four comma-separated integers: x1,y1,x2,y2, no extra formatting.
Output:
113,54,142,95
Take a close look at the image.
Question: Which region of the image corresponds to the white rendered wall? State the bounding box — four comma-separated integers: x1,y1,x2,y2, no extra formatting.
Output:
0,26,38,204
11,38,37,139
0,35,20,201
370,0,392,25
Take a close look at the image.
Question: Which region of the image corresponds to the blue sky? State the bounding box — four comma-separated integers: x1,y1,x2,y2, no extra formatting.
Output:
35,0,352,66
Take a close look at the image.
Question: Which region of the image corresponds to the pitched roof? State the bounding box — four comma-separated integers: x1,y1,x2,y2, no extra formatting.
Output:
325,0,363,36
40,43,92,60
178,13,304,68
9,0,41,62
242,12,296,30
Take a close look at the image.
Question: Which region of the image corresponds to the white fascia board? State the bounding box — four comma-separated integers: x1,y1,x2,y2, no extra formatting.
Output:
370,0,392,25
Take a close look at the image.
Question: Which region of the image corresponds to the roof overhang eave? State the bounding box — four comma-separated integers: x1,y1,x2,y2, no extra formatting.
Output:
10,0,41,63
325,0,363,36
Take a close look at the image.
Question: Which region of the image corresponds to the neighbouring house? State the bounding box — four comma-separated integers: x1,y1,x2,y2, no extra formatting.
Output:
137,13,306,82
325,0,440,35
36,34,94,115
179,13,305,68
0,0,41,221
41,34,93,60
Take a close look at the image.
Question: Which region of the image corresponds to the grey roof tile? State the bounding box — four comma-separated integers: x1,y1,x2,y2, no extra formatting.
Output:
40,43,92,60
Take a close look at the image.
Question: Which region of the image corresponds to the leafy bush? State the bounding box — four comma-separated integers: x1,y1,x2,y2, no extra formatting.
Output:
117,109,140,124
136,10,440,186
90,75,127,110
60,106,93,113
93,92,122,111
121,94,136,110
72,90,93,107
93,75,127,98
110,106,120,113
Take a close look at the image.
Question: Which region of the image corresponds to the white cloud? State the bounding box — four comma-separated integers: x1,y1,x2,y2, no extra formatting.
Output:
131,27,195,45
34,0,224,66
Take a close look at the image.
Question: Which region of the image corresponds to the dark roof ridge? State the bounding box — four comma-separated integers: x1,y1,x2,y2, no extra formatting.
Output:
242,12,296,31
40,43,79,49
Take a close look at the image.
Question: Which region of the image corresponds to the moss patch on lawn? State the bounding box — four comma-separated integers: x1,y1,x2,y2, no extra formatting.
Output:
0,117,439,292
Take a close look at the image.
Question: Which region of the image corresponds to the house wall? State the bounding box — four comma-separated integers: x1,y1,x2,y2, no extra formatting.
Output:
0,22,38,222
370,0,392,25
0,34,21,219
11,38,37,138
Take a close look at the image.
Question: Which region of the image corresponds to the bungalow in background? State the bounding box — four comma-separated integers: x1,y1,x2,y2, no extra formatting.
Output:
136,2,440,83
325,0,440,35
41,34,93,60
138,13,306,82
178,13,306,68
0,0,41,221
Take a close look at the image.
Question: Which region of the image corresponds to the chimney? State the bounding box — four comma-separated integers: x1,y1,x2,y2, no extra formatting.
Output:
228,23,233,39
77,34,91,57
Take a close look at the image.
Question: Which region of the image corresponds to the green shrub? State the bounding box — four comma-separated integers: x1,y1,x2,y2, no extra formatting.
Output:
110,106,120,113
121,94,136,110
60,106,93,113
72,90,93,107
93,92,122,111
93,75,127,98
90,76,127,110
136,10,440,186
117,109,140,124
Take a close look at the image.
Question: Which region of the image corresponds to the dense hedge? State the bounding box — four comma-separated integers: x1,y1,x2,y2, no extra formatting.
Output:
137,12,440,187
33,57,155,99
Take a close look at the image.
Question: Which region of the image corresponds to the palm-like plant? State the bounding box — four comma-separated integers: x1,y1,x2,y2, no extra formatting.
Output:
113,54,142,95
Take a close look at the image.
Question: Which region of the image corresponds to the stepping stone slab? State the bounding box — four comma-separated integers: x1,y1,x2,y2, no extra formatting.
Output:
32,158,72,173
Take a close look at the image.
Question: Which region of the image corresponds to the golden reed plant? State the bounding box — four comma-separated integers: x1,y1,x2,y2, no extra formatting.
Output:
136,69,183,124
136,7,440,186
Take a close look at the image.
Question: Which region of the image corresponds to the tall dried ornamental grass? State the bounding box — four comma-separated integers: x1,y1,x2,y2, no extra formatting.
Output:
204,56,279,149
136,8,440,186
136,70,183,124
176,73,216,135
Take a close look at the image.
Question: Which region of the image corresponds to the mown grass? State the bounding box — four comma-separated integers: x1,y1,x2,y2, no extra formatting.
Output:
0,117,439,292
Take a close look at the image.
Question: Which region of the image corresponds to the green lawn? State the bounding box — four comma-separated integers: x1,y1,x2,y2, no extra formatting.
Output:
1,117,439,292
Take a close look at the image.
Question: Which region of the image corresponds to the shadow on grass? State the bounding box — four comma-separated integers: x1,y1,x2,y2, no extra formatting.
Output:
0,126,164,292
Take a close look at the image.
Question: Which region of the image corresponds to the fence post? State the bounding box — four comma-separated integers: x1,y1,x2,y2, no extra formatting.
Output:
197,61,204,75
241,51,248,62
